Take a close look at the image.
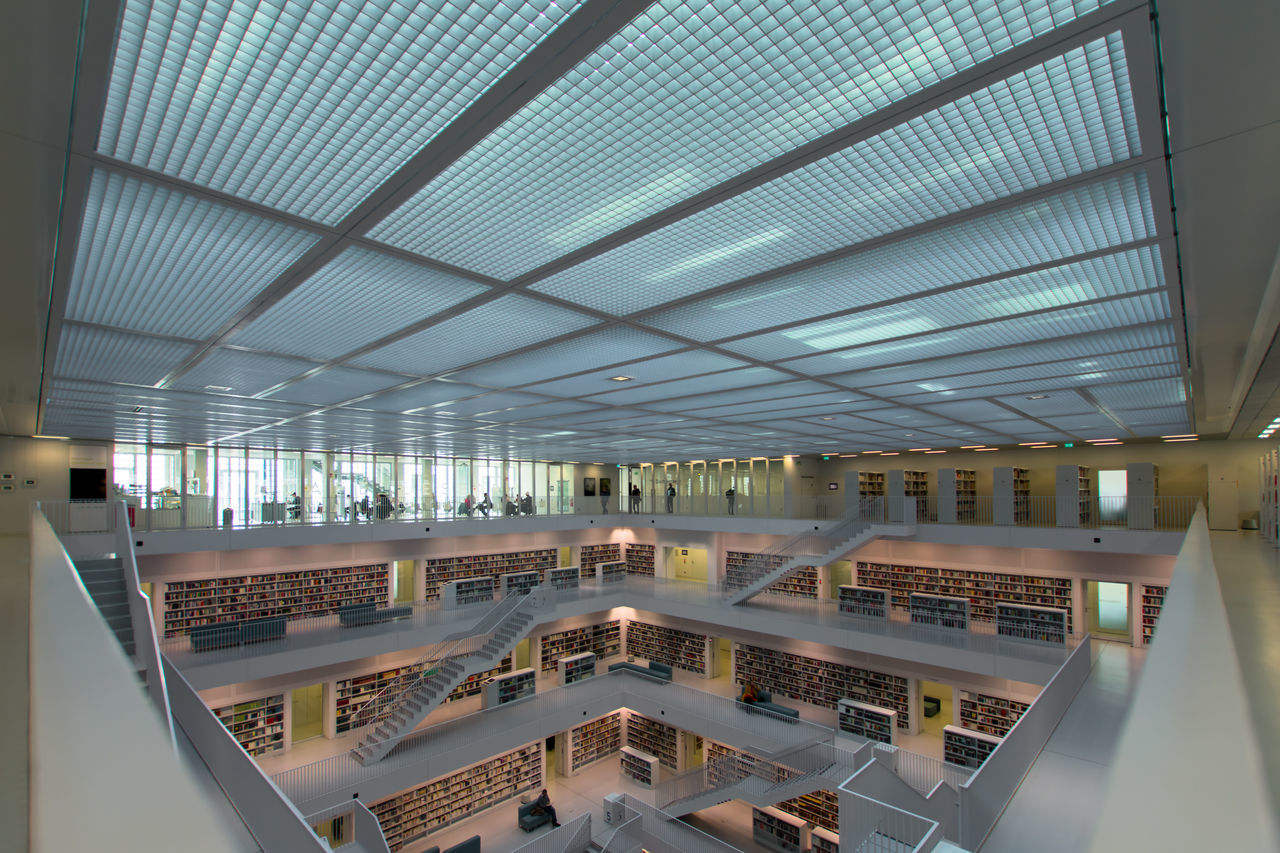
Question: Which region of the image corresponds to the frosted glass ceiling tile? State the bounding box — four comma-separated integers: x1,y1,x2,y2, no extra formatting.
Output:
641,171,1155,340
67,170,318,338
350,294,598,375
54,326,197,385
264,366,408,405
994,390,1093,416
373,0,1109,277
418,391,551,417
532,35,1138,313
1041,413,1126,432
644,382,849,413
351,381,492,413
1091,378,1186,410
888,363,1179,405
231,247,493,360
861,348,1178,395
447,327,683,387
477,401,604,423
170,348,318,395
583,366,792,406
516,350,753,397
722,245,1165,363
100,0,581,223
922,400,1022,421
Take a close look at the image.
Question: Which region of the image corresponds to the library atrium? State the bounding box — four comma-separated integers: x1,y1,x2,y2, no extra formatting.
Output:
4,0,1279,852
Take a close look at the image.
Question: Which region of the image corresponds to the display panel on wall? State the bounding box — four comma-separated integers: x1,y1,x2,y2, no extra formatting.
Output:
422,548,557,600
370,742,542,851
163,563,388,636
625,620,707,674
735,643,909,728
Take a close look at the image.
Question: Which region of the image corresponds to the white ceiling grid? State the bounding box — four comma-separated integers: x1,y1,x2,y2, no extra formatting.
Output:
41,0,1193,459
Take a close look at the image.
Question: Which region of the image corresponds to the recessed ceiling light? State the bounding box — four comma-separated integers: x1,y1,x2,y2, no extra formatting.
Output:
1031,444,1059,448
975,447,1000,452
1086,438,1118,443
862,450,882,454
1025,394,1049,400
204,385,232,392
839,453,858,458
1018,442,1048,446
608,375,634,382
1163,437,1199,442
960,445,986,449
821,417,834,420
908,448,931,452
881,452,900,456
1161,434,1198,439
924,450,947,454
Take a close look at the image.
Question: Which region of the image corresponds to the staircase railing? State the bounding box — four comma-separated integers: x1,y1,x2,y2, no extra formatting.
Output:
723,505,876,597
348,590,532,738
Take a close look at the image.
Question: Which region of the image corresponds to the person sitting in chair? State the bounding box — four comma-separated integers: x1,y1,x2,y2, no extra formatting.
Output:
530,788,560,827
740,681,759,704
478,492,494,518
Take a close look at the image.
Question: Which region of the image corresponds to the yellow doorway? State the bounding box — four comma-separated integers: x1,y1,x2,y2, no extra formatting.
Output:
664,547,707,582
394,560,415,603
291,684,324,744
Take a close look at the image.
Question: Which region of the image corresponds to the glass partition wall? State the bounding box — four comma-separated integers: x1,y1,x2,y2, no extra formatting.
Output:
106,444,794,530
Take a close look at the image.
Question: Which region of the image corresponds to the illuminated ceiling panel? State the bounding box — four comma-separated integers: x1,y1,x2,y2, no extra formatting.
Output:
371,0,1111,277
531,34,1138,313
99,0,582,223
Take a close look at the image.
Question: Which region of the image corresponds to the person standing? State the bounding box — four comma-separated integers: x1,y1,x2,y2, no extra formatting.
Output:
629,484,641,512
725,486,736,515
665,482,676,513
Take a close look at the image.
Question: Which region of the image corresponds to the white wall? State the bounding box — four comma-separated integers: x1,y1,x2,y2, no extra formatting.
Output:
0,436,113,535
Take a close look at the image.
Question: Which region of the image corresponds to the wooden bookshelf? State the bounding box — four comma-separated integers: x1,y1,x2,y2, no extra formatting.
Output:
625,542,656,576
540,620,621,671
625,620,709,674
959,690,1029,738
996,603,1068,646
625,712,681,770
734,643,910,729
838,585,888,619
565,712,621,775
1141,584,1167,646
335,655,512,733
909,592,970,630
753,805,810,853
369,742,541,851
855,561,1074,633
422,548,557,601
944,724,1002,769
163,563,389,637
620,745,660,787
838,698,896,745
725,550,818,599
480,667,536,708
559,651,597,685
213,694,284,756
579,543,622,578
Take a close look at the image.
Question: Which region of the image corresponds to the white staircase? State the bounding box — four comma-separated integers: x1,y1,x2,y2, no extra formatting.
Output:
726,517,892,606
658,745,860,817
350,592,537,765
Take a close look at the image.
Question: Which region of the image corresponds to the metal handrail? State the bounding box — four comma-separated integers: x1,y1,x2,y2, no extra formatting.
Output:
723,504,872,595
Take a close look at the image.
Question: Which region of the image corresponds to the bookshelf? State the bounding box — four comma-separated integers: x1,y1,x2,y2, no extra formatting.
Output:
944,724,1002,769
909,592,970,630
213,694,284,757
838,698,896,745
547,566,579,591
441,577,495,609
620,745,660,787
725,550,818,599
559,651,597,686
734,643,910,729
752,805,810,853
888,469,928,522
838,585,888,619
625,712,681,770
858,470,885,500
706,741,839,832
422,548,557,601
855,561,1074,634
501,570,540,598
369,742,542,851
937,468,977,523
334,656,512,733
480,667,536,709
162,563,389,637
593,560,628,585
1056,465,1093,527
626,620,710,674
777,790,839,834
994,467,1031,525
959,691,1029,738
811,826,840,853
996,603,1068,646
562,712,621,775
1141,584,1167,646
625,542,656,576
579,543,622,578
539,620,621,671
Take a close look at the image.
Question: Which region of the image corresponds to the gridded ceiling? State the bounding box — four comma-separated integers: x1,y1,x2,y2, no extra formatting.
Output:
39,0,1194,460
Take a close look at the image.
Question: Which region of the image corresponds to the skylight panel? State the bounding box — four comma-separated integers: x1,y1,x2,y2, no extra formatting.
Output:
66,170,318,339
99,0,581,224
371,0,1111,277
263,367,408,406
642,172,1155,340
53,326,198,386
583,366,790,405
531,33,1138,314
169,348,319,395
349,294,598,376
446,327,683,388
230,247,492,360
